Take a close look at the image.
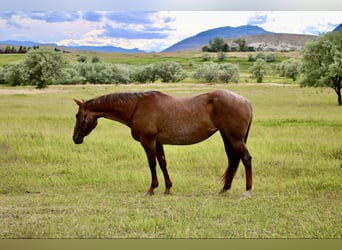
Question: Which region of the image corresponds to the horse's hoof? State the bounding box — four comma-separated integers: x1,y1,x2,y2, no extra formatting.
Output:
144,191,154,196
241,190,252,199
218,188,227,195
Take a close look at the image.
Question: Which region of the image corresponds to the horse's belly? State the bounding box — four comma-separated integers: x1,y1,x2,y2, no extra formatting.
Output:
156,125,217,145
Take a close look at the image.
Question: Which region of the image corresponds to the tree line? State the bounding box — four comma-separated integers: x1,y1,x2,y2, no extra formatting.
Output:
202,37,255,52
0,45,40,54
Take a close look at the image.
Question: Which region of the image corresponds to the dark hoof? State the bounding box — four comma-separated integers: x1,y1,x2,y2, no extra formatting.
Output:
218,188,228,195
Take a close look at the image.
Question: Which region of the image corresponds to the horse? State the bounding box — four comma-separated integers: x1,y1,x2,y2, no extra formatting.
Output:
72,89,253,197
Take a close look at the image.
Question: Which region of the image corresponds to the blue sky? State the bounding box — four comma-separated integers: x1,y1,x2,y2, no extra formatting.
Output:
0,11,341,52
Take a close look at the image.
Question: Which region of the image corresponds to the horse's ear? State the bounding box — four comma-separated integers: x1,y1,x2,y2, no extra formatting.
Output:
73,99,83,107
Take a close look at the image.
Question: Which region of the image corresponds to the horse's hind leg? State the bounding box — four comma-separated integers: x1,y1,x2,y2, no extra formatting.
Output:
219,132,241,193
156,144,173,195
231,139,253,197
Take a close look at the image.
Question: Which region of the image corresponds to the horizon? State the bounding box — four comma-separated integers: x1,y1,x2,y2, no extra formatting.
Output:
0,11,341,52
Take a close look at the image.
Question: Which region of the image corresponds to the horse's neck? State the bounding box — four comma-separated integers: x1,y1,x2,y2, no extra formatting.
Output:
87,95,138,126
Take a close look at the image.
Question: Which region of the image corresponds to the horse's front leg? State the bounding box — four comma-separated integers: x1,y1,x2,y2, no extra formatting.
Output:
140,138,158,195
156,144,172,195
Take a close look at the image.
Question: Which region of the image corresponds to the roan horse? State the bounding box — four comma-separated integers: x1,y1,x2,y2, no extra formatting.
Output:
73,90,253,197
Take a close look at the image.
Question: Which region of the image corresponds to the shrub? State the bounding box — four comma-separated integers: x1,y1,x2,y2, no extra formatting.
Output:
217,63,239,83
266,53,275,62
2,62,28,86
249,58,270,83
217,52,226,62
193,62,220,83
129,64,158,83
154,61,187,83
278,58,302,81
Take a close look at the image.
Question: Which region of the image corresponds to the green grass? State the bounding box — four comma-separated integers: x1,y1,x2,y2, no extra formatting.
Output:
0,54,25,66
0,83,341,238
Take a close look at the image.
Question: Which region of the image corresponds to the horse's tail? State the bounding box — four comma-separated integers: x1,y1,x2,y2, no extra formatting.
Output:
244,104,253,143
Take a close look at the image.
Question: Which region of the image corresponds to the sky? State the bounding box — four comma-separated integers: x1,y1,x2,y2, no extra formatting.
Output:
0,11,341,52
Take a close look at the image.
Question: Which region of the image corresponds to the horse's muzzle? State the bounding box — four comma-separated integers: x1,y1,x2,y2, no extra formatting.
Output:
73,135,84,144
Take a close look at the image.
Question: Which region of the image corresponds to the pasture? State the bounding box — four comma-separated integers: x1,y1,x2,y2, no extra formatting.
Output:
0,83,341,238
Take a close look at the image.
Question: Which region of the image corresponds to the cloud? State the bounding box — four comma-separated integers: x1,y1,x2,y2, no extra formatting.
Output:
6,19,24,28
102,24,169,39
248,13,268,25
82,11,103,22
24,11,80,23
0,11,17,19
105,11,155,24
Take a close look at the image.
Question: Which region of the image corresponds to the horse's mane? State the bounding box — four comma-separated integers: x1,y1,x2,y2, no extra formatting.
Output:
85,91,157,108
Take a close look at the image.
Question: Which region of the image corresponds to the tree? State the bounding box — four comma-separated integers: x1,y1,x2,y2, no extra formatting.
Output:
233,38,248,52
202,37,229,52
278,58,302,81
301,30,342,105
249,58,269,83
209,37,225,52
24,48,66,88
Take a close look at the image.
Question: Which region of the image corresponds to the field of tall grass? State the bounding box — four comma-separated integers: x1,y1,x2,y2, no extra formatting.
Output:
0,83,341,238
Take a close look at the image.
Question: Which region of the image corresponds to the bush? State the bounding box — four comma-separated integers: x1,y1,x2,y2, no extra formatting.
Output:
193,62,220,83
129,64,158,83
265,53,275,62
217,52,226,62
154,61,187,83
73,62,130,84
249,58,270,83
218,63,239,83
202,53,211,62
193,62,240,83
1,62,28,86
53,62,86,85
278,58,302,81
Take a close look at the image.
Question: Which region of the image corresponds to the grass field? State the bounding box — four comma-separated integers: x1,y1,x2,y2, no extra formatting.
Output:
0,83,341,238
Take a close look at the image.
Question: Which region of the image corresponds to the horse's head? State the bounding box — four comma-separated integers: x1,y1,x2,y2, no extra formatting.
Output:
72,99,98,144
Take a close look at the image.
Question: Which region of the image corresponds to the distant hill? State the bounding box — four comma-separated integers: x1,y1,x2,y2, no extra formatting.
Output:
333,23,342,32
163,25,272,52
68,45,144,53
0,40,145,53
0,40,57,47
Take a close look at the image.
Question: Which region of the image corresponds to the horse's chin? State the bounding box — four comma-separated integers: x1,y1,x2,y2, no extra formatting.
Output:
73,137,84,144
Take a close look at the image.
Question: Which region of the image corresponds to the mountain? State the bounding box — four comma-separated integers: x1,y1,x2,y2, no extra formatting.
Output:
68,45,144,53
0,40,145,53
163,25,272,52
333,23,342,32
0,40,57,47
